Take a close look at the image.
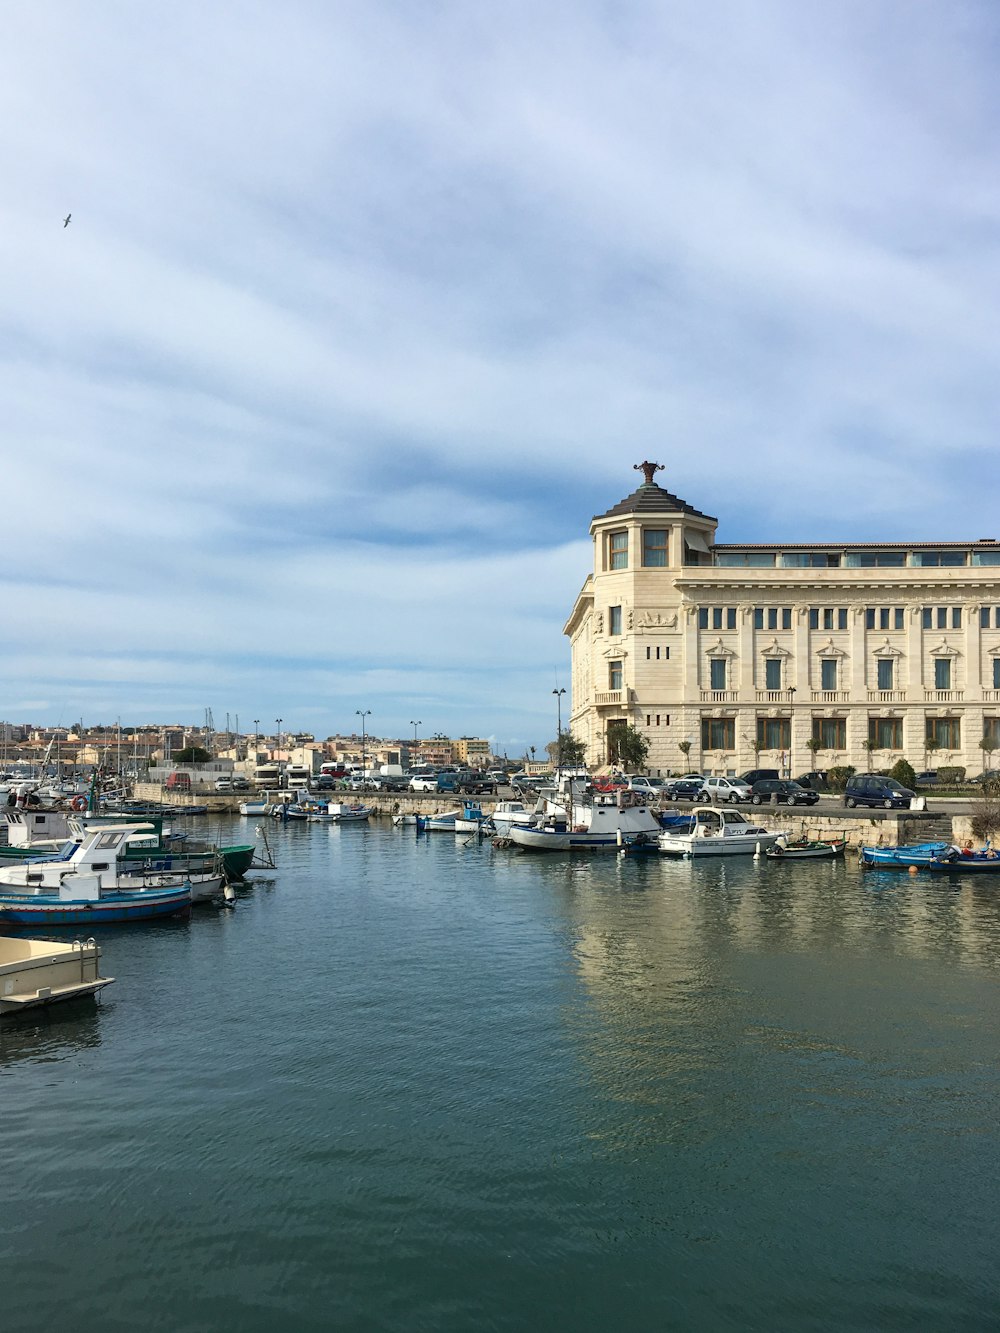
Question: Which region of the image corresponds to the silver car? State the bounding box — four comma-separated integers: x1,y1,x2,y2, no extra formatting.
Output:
701,776,752,804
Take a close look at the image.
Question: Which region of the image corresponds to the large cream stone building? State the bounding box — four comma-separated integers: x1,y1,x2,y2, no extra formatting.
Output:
564,463,1000,777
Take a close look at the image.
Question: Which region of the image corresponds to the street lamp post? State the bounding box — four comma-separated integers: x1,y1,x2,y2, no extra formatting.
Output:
357,710,371,776
275,718,282,761
552,688,566,778
253,720,259,761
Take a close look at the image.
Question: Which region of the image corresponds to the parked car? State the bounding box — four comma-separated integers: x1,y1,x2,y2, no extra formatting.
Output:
740,768,780,787
214,778,234,792
625,775,667,796
914,770,939,785
751,779,820,806
664,777,706,801
969,769,1000,785
408,775,438,792
349,776,382,791
843,775,915,809
794,770,829,791
701,776,752,804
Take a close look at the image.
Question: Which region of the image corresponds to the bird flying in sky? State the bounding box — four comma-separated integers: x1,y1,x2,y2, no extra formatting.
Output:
63,214,71,227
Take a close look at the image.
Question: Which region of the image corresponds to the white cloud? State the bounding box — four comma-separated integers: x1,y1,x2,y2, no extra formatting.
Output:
2,0,1000,737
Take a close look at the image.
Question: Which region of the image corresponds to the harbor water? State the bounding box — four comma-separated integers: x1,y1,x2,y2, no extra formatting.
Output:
3,817,1000,1331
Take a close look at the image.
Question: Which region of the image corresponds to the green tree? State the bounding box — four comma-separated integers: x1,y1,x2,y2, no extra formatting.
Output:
545,729,587,768
805,736,821,762
979,735,998,773
889,758,917,790
174,746,211,764
861,738,878,772
616,725,649,772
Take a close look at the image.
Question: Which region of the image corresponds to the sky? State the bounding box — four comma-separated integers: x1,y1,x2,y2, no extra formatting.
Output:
3,1,1000,753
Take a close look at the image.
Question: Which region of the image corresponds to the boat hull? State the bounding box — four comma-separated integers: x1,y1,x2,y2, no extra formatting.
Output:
508,826,658,852
860,842,955,868
659,831,783,857
0,885,191,925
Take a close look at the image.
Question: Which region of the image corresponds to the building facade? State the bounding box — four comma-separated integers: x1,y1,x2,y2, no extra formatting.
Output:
564,462,1000,776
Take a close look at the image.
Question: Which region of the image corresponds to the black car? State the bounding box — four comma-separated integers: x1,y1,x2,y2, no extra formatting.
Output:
740,768,780,787
795,770,829,792
844,775,915,809
751,779,820,806
664,777,705,801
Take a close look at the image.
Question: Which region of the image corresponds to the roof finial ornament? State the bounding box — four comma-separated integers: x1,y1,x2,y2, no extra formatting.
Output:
634,461,663,486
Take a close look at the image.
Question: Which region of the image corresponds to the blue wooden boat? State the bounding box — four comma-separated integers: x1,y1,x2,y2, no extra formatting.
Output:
860,842,957,868
926,847,1000,873
0,883,191,926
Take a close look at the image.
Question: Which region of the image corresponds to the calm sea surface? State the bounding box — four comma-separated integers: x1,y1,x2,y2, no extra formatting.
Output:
3,817,1000,1332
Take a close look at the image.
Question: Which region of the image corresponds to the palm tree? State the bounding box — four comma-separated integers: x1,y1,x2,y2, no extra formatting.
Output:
862,738,878,772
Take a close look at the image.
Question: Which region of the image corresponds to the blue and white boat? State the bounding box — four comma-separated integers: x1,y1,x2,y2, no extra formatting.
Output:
860,842,956,868
454,801,489,834
508,790,662,852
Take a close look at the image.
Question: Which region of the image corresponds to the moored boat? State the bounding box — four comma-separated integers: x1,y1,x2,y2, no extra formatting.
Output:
766,836,847,861
0,936,114,1013
454,800,489,834
860,842,956,869
658,806,784,857
508,790,661,852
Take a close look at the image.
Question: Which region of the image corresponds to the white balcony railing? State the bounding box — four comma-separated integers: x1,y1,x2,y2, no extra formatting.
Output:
810,690,851,703
700,690,739,703
755,690,795,704
924,689,964,703
983,689,1000,703
868,690,906,703
594,690,624,707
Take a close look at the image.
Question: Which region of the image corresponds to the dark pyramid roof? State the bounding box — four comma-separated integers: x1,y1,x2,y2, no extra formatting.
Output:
595,482,716,524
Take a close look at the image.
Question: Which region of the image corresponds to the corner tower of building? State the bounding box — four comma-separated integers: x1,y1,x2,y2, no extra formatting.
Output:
564,461,717,767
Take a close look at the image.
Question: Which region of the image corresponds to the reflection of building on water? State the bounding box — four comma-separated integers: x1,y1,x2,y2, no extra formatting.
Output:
556,861,1000,1161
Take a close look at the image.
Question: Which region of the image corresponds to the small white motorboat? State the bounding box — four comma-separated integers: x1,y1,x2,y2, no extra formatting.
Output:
238,800,268,816
0,936,114,1014
658,806,785,857
489,800,536,836
307,802,372,824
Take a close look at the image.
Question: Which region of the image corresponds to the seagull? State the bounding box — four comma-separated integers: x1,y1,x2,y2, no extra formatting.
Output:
63,214,71,227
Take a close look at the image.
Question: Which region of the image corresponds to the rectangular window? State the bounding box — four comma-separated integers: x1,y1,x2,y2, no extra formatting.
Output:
838,609,848,631
710,659,727,690
781,608,792,630
809,608,819,630
985,716,1000,744
865,609,875,629
823,609,834,631
767,608,778,631
642,529,668,568
914,550,966,567
876,658,894,690
879,608,890,630
756,717,790,750
609,606,622,636
820,659,837,691
894,608,904,630
726,608,736,630
937,607,948,629
952,607,962,629
812,717,846,749
814,717,845,749
972,551,1000,566
934,658,952,690
646,714,651,727
846,551,907,567
698,608,708,629
764,658,782,690
716,552,776,567
609,661,622,691
869,718,903,749
609,531,628,570
656,646,661,660
922,608,932,629
701,718,735,750
753,608,764,630
981,607,991,629
994,659,1000,690
926,717,960,749
712,607,723,630
646,646,651,659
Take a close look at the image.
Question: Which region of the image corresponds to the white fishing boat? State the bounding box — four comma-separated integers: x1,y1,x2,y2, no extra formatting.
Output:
489,800,536,836
0,936,114,1014
307,802,371,823
238,799,268,816
657,806,785,857
424,811,458,831
508,790,661,852
454,800,489,834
